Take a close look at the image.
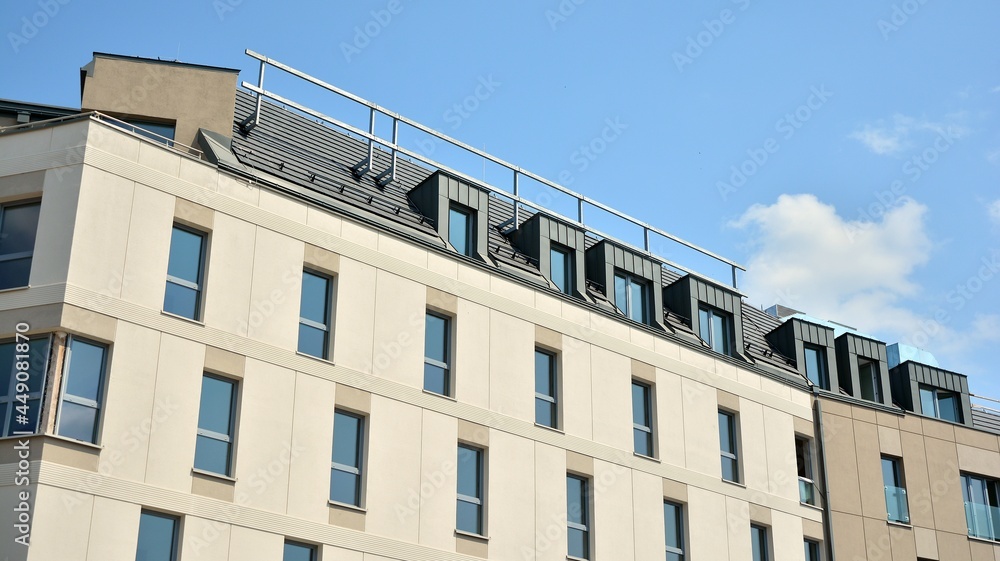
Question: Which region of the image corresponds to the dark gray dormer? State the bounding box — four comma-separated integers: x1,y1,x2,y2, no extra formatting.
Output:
584,240,665,330
766,318,839,391
513,212,586,298
409,171,490,261
889,361,972,425
664,275,745,360
835,333,892,406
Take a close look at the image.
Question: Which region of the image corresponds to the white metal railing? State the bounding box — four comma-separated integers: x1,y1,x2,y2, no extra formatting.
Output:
238,50,745,289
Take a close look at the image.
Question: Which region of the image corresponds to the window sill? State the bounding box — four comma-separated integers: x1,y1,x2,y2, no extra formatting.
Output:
0,433,104,451
799,502,824,512
422,389,457,401
0,284,30,295
161,310,205,326
634,452,660,463
328,500,366,513
191,467,236,483
567,556,591,561
721,478,746,489
967,535,999,545
886,520,912,529
534,423,564,434
455,529,489,542
296,351,335,366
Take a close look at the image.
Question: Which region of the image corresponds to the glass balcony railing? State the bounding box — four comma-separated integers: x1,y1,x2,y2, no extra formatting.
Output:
965,501,1000,541
884,485,910,523
799,477,816,506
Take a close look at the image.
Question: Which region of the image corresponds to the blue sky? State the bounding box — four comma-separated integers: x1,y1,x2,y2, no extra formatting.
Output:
4,1,1000,397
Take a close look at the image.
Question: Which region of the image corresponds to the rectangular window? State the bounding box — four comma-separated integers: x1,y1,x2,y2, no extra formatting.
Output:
424,312,451,396
0,201,40,290
920,385,962,422
962,473,1000,540
331,410,364,507
283,540,316,561
57,337,108,444
632,380,654,457
164,224,206,320
114,118,176,148
882,456,909,523
804,540,821,561
535,349,558,428
550,244,573,295
449,205,475,257
664,501,685,561
614,272,649,324
135,510,179,561
719,410,740,483
751,525,769,561
803,345,829,390
567,474,590,560
194,374,236,476
298,269,332,359
0,335,49,437
796,437,816,506
457,444,485,535
858,359,881,402
699,306,732,356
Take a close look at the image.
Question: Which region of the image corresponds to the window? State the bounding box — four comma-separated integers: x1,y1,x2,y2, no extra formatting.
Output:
803,344,829,390
632,380,654,457
114,118,176,148
719,410,740,483
804,540,821,561
424,312,451,396
298,270,332,359
283,540,316,561
614,272,649,324
881,456,909,523
449,205,474,257
135,510,179,561
0,336,49,437
457,444,485,535
699,306,732,356
750,524,769,561
57,337,108,444
535,349,558,428
962,473,1000,540
664,501,685,561
550,244,573,295
858,359,881,402
796,437,816,505
0,201,40,290
164,224,206,320
567,474,590,560
331,410,364,507
920,385,962,422
194,374,236,476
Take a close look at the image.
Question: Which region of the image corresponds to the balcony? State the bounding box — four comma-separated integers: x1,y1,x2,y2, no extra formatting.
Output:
965,501,1000,541
885,485,910,524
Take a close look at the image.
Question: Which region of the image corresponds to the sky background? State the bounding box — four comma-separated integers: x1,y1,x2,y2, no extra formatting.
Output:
4,1,1000,397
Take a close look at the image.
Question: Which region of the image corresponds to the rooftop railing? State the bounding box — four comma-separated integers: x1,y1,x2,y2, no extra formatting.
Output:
238,49,745,289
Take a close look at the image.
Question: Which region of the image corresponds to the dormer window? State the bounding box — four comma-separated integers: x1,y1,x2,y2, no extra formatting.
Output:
803,344,829,390
858,358,882,402
448,204,475,257
550,244,573,295
920,385,962,422
615,272,649,324
699,305,733,356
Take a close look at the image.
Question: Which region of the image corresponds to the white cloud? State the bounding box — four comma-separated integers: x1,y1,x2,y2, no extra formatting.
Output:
850,113,970,156
730,194,933,335
990,200,1000,224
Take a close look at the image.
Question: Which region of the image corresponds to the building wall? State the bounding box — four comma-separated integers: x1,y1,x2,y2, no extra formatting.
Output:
0,118,824,560
822,397,1000,561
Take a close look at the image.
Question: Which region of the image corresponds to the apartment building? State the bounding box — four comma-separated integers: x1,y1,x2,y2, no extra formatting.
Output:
0,51,997,561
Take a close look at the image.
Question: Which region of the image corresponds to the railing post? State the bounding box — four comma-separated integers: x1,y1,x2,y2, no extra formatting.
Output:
513,171,519,226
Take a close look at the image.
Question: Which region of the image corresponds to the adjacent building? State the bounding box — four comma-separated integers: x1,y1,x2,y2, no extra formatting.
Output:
0,51,998,561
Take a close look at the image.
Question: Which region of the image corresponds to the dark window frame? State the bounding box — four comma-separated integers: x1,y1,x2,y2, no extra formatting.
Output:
136,510,180,561
330,409,365,507
298,269,333,360
283,539,317,561
567,473,591,560
56,336,109,444
751,524,770,561
194,373,237,476
919,384,962,423
858,358,882,402
614,271,650,325
164,223,207,320
0,199,41,290
457,443,486,536
0,334,50,437
549,243,574,295
881,455,910,524
423,311,452,396
796,436,816,506
448,204,476,257
699,305,733,356
803,344,830,390
632,380,654,457
664,500,685,560
962,472,1000,541
534,348,559,429
719,410,740,483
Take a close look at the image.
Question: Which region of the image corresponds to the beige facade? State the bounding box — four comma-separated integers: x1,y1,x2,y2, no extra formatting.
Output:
0,111,822,560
